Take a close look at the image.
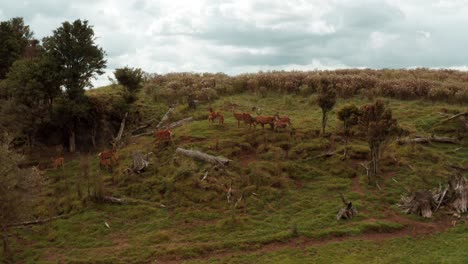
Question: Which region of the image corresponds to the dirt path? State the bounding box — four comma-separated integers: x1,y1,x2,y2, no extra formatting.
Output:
157,214,453,264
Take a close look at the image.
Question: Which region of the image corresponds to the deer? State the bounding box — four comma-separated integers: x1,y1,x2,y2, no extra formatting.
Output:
243,113,256,129
208,107,224,124
255,116,275,130
98,147,118,171
50,157,64,169
154,127,173,146
274,113,292,125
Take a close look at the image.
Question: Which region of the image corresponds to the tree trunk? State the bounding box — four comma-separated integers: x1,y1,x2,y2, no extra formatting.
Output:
343,136,349,159
69,128,76,153
368,144,379,186
113,112,128,147
90,123,97,149
2,226,10,262
321,110,327,135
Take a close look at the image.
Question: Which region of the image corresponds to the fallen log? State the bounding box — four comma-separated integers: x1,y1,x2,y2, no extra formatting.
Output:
132,117,193,138
156,107,175,129
313,150,339,159
176,147,232,166
336,193,357,220
397,136,458,145
7,214,72,227
100,196,166,208
440,111,468,123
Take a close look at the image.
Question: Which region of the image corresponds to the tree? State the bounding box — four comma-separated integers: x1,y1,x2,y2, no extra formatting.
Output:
114,66,144,94
337,104,360,159
316,79,336,135
2,56,62,148
0,17,34,80
43,20,106,152
0,135,27,261
359,100,398,186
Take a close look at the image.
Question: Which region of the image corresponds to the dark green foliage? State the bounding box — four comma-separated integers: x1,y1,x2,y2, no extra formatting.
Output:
359,100,398,185
43,19,106,98
0,17,34,80
337,104,360,159
114,67,144,94
43,19,106,152
316,81,337,134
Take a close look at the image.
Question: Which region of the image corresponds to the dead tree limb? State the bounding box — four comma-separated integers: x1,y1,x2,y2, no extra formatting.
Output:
440,111,468,123
397,136,458,145
112,112,128,146
313,149,339,159
132,117,193,138
336,193,357,220
156,107,175,129
176,147,232,166
7,214,72,227
100,196,166,208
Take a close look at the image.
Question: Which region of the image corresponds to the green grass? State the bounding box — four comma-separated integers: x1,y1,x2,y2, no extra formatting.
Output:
3,91,467,263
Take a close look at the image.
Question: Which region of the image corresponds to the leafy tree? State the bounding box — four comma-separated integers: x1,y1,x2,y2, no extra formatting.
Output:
358,100,398,186
0,17,34,79
43,20,106,152
114,66,144,94
2,56,62,148
337,104,360,159
316,79,336,135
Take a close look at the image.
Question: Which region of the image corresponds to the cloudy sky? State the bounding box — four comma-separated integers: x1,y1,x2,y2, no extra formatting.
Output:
1,0,468,86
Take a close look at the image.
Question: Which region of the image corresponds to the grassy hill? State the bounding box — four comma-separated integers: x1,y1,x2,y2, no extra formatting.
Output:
3,89,468,263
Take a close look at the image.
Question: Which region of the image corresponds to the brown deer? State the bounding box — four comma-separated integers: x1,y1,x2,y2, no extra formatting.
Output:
274,113,292,125
208,108,224,124
255,116,275,130
50,157,64,169
243,113,256,129
99,148,118,171
154,128,173,145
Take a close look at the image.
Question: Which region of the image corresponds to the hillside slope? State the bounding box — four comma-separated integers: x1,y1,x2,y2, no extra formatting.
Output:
4,90,468,263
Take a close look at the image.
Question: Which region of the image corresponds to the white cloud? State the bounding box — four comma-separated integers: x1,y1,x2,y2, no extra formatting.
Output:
416,30,431,39
1,0,468,87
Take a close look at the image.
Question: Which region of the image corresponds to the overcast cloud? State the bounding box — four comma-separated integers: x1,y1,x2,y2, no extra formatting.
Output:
1,0,468,86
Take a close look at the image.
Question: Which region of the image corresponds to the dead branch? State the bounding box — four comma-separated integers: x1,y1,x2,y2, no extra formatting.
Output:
440,111,468,123
313,150,339,159
176,147,232,166
7,214,72,227
113,112,128,146
156,107,175,129
447,164,468,172
397,135,458,145
132,117,193,138
100,196,166,208
336,193,357,220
